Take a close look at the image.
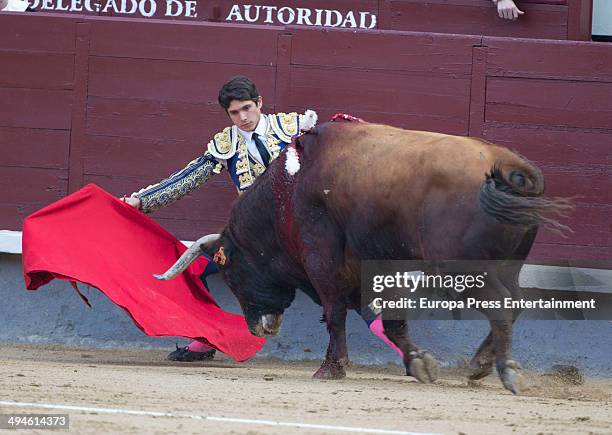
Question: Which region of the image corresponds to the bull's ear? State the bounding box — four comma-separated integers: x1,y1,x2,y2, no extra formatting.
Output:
213,246,228,266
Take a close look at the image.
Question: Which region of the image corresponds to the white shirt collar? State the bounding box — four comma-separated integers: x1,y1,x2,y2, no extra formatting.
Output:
237,114,267,141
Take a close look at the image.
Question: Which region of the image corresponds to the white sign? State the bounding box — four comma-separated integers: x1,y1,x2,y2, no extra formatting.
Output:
29,0,196,17
26,0,377,28
225,4,377,29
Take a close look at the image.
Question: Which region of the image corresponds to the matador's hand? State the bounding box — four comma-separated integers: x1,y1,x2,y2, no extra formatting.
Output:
120,196,141,209
493,0,525,21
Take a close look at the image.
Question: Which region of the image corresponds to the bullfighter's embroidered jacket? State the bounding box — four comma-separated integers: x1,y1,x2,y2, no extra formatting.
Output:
132,111,316,213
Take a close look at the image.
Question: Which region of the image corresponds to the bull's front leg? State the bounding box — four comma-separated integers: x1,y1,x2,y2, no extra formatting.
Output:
313,302,348,380
299,214,351,380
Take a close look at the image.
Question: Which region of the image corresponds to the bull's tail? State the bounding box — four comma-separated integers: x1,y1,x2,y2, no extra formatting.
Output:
153,233,220,281
479,163,574,236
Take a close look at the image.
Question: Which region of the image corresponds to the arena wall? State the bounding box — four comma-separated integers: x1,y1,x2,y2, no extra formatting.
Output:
0,12,609,261
26,0,593,41
0,12,610,373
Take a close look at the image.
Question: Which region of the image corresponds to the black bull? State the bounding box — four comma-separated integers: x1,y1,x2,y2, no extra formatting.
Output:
156,121,571,394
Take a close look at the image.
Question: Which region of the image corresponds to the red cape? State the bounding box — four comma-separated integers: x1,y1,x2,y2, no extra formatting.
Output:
22,184,265,361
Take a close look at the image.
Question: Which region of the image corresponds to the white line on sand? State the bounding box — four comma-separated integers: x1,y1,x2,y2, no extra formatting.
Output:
0,400,440,435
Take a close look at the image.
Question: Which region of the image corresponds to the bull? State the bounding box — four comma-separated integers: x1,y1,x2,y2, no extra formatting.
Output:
155,121,571,394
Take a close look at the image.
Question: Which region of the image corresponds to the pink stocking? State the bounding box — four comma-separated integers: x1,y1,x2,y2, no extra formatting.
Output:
368,317,404,358
186,341,214,352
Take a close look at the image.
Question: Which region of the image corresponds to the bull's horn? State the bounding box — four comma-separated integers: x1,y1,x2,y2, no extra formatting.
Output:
153,233,220,281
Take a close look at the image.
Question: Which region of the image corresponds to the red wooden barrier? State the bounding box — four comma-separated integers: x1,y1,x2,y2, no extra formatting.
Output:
386,0,567,39
0,13,609,262
479,36,611,261
0,14,75,228
25,0,593,40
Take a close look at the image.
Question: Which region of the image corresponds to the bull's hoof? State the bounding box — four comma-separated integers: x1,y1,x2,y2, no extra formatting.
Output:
499,360,523,395
407,351,439,384
469,364,493,381
313,362,346,380
469,357,494,381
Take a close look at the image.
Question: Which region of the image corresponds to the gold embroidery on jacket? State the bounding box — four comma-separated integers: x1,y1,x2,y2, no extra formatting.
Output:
138,112,306,201
213,162,223,174
235,157,249,174
235,134,254,189
269,113,294,143
251,159,266,177
265,134,282,159
136,154,217,213
238,172,254,189
209,126,236,159
278,112,298,136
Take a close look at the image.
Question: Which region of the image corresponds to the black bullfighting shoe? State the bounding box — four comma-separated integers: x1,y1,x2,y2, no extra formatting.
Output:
167,345,216,362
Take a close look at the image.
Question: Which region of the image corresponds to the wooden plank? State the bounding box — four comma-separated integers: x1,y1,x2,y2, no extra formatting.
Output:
567,0,593,41
486,78,612,130
390,0,568,5
289,66,471,116
529,243,612,262
288,106,468,136
482,124,612,167
289,66,471,132
0,167,68,204
0,52,74,90
534,165,610,205
388,0,567,40
468,46,487,137
89,18,280,63
68,23,91,194
275,33,292,113
0,88,73,130
0,127,69,169
0,203,55,230
290,28,478,75
377,0,392,29
86,97,225,141
485,38,612,83
82,136,212,178
521,1,568,4
482,124,612,234
534,204,612,247
0,14,76,53
88,57,275,103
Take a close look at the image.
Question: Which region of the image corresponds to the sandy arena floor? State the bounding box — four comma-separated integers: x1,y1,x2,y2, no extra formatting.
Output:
0,343,610,434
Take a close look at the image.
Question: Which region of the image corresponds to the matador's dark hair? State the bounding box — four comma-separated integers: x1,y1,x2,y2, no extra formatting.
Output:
218,76,260,110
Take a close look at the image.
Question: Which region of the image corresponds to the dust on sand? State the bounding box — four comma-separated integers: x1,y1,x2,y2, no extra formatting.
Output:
1,343,610,434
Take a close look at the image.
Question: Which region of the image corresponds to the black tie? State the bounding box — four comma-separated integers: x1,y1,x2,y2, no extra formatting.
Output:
253,132,271,167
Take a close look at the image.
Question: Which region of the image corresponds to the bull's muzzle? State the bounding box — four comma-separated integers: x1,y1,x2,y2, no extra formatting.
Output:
249,314,283,337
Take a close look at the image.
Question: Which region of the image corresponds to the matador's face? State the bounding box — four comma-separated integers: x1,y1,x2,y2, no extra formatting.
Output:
227,97,263,132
